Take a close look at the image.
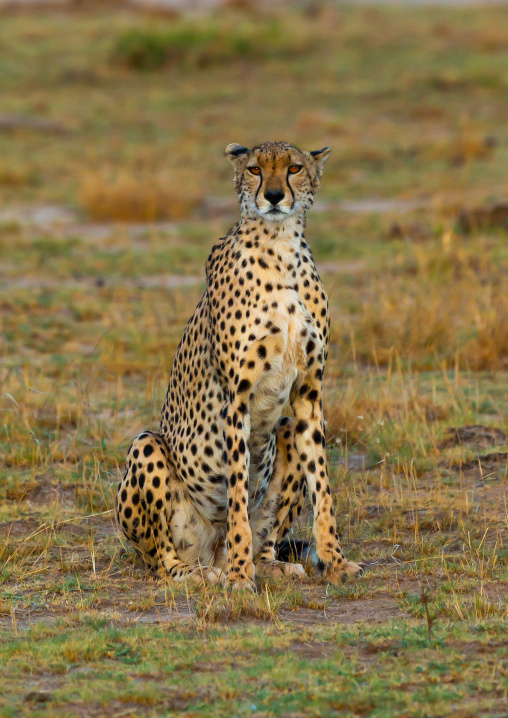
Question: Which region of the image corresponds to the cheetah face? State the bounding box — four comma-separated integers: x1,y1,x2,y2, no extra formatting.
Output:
225,141,330,223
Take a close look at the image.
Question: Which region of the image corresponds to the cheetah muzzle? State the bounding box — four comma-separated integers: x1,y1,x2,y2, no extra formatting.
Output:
116,141,363,590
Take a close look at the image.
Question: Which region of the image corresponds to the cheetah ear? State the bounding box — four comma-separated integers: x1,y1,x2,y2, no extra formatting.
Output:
225,143,250,167
310,147,331,168
308,147,331,187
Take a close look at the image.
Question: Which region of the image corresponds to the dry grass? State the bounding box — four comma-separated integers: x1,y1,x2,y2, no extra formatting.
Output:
328,239,508,371
80,170,202,222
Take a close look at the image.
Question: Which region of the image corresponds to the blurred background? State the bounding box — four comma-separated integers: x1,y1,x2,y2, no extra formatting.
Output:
0,0,507,641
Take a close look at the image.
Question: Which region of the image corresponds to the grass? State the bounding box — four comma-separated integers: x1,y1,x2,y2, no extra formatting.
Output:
80,169,202,221
2,620,508,717
111,19,309,71
0,1,507,716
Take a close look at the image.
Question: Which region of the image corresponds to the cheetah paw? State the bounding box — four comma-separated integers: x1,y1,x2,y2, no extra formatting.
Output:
225,577,256,592
165,565,225,586
197,567,226,585
321,560,364,584
256,560,307,580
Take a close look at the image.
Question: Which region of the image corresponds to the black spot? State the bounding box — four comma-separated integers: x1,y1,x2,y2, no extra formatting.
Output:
237,379,251,393
143,445,154,458
312,429,323,445
295,420,308,434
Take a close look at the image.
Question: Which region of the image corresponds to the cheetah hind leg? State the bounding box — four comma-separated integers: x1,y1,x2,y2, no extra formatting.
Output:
117,431,224,586
270,414,362,584
257,473,308,580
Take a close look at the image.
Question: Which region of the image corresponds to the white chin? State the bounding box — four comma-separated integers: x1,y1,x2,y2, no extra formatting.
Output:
259,209,290,222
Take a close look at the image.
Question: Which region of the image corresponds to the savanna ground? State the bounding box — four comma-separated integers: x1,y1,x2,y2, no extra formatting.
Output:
1,1,508,716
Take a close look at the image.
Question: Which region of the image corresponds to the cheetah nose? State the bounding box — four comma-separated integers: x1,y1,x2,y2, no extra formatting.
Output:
264,189,285,207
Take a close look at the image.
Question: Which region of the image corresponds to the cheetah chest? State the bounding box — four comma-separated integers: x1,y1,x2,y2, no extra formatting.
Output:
249,296,315,439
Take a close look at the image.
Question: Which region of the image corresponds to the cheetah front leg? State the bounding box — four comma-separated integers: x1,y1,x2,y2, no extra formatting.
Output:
223,393,255,591
222,334,290,591
252,417,307,580
291,375,362,583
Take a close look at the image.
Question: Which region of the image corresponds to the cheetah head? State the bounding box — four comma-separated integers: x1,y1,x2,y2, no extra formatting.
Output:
225,141,330,223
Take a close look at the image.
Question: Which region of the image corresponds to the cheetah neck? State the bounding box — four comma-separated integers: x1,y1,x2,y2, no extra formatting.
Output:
237,215,305,268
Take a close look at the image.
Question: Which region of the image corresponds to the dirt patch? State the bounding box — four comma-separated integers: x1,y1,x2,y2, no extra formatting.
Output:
0,204,77,229
0,517,42,539
0,115,70,134
288,640,337,659
135,274,203,289
315,260,366,275
439,425,507,449
4,274,203,292
457,203,508,234
50,692,210,718
449,452,508,475
446,638,508,656
23,474,77,508
478,583,508,603
279,596,405,626
339,197,430,214
24,690,56,704
387,221,432,242
357,639,402,656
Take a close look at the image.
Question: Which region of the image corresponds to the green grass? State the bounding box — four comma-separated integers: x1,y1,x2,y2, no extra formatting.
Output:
0,2,507,716
112,19,308,70
1,619,507,717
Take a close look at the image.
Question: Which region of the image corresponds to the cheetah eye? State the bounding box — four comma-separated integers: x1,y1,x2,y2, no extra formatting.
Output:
288,165,302,174
248,166,261,176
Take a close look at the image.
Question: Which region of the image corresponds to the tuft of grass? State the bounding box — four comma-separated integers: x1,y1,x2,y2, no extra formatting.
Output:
0,161,39,188
112,19,310,71
194,585,283,625
80,170,202,222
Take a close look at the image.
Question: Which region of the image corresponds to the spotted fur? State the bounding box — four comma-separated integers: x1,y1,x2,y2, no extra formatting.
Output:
116,141,362,589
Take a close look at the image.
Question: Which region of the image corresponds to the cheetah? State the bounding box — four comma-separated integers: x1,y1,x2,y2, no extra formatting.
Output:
116,141,363,590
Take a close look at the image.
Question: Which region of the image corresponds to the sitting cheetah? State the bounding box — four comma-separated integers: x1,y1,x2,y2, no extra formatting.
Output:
117,141,362,590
